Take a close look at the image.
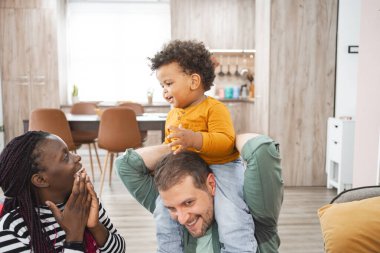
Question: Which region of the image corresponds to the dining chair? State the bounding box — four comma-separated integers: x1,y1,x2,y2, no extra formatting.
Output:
29,108,77,151
97,107,142,196
70,102,102,181
71,102,98,114
118,102,148,142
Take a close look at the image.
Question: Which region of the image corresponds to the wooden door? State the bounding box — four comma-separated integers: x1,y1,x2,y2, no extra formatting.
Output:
269,0,337,186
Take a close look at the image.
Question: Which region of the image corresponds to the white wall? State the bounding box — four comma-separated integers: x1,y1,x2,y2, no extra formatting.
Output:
352,0,380,187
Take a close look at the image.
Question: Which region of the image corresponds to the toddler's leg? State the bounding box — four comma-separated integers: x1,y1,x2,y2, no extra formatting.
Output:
153,196,183,253
211,159,257,253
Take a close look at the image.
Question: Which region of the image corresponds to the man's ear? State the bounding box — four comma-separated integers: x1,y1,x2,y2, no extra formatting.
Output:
190,73,201,90
31,173,49,188
206,173,216,196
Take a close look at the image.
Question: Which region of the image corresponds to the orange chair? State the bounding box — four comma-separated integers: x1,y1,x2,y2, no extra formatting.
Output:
118,102,147,142
97,107,142,196
70,102,101,181
29,108,77,151
71,102,98,114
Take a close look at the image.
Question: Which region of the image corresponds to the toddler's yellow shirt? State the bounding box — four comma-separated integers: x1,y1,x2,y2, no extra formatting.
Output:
164,97,239,164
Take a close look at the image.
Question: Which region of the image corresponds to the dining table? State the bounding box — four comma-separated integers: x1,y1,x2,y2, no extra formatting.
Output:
23,112,167,142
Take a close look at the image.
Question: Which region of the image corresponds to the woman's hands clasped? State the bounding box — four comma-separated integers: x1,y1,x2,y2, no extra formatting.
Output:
46,170,99,242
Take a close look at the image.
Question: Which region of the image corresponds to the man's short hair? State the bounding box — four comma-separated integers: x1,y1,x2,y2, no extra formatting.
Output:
154,151,212,191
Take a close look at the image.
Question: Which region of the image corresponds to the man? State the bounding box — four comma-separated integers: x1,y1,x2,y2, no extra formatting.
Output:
115,133,284,253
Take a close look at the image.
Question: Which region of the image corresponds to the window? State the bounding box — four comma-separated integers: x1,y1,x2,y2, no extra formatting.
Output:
67,1,171,103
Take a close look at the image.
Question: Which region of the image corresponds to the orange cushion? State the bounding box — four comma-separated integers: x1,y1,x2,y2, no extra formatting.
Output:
318,196,380,253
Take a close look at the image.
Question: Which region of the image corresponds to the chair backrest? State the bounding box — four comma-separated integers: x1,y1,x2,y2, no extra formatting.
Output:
118,102,144,116
70,102,98,115
29,108,76,150
97,107,142,152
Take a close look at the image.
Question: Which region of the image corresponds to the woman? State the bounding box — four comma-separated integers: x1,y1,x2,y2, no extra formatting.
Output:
0,131,125,252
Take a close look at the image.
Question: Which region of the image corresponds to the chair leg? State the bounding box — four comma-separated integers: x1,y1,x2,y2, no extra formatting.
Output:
93,142,102,174
88,144,95,182
99,152,110,197
109,153,114,186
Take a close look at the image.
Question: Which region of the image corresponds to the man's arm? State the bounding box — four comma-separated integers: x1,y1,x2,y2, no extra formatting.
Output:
135,144,171,170
115,144,171,213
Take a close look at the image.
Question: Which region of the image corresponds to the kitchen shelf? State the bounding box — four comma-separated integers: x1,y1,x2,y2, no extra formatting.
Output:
218,98,255,103
209,49,256,54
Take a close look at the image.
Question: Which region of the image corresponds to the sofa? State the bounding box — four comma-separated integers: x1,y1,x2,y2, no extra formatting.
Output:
318,186,380,253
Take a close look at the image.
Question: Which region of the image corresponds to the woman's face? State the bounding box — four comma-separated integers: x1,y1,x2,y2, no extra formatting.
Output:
36,135,82,201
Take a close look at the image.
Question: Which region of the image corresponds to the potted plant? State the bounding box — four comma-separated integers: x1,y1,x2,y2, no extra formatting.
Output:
72,84,79,104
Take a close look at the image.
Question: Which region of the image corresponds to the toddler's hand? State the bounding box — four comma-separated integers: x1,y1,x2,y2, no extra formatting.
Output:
167,125,196,154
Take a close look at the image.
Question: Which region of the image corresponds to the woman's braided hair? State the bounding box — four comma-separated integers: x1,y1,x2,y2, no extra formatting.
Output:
0,131,54,252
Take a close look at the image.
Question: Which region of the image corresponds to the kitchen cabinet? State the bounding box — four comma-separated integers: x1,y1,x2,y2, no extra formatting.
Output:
223,100,255,134
0,1,60,143
325,117,355,193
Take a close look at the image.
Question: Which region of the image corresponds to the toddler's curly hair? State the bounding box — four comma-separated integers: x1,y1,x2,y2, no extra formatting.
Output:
149,40,215,91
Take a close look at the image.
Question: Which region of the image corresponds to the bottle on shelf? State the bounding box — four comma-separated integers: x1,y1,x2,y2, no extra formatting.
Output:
249,79,255,99
241,84,248,99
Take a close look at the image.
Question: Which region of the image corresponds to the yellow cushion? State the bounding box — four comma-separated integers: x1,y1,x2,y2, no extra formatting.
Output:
318,196,380,253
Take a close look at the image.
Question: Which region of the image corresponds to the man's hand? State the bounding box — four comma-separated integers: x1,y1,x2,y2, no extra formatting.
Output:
167,125,202,154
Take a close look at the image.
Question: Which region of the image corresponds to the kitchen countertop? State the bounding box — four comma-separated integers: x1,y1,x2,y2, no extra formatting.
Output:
61,98,254,109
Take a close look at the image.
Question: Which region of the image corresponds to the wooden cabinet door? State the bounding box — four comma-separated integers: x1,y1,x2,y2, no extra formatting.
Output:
0,8,32,142
0,7,59,143
0,9,31,83
29,8,59,110
241,102,255,133
225,102,244,134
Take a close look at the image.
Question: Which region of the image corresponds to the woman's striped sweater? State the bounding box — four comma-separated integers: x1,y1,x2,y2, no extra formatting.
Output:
0,202,125,253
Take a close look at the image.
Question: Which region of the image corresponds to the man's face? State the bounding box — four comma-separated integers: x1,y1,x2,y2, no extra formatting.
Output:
159,174,216,238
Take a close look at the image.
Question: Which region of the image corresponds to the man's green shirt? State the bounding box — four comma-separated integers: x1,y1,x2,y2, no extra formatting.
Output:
116,135,283,253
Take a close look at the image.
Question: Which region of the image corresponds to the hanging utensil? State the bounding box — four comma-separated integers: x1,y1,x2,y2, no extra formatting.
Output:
226,56,232,76
218,55,225,77
234,56,240,76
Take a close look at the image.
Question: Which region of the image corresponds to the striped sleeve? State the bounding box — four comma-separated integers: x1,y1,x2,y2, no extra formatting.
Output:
98,202,126,253
0,212,31,253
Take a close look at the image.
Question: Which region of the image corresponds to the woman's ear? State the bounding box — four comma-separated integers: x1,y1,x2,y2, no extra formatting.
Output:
190,73,202,90
31,173,49,188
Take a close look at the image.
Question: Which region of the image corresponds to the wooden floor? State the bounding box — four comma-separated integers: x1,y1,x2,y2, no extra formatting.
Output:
278,187,335,253
1,141,337,253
